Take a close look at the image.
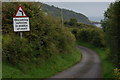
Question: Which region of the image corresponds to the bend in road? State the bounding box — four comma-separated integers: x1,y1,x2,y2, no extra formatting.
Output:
50,46,102,78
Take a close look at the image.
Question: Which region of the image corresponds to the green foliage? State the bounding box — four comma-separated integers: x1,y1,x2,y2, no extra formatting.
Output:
2,2,76,69
66,19,105,47
77,29,90,42
3,35,33,65
70,27,105,47
68,18,77,26
64,19,95,29
3,48,81,78
101,2,120,68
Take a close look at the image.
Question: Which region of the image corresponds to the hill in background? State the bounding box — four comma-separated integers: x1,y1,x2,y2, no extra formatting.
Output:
41,3,92,25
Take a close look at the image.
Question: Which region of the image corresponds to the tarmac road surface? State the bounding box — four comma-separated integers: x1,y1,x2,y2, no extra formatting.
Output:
50,46,102,78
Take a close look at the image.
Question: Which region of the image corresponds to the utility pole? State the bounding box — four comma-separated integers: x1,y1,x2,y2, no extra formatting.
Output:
61,8,63,27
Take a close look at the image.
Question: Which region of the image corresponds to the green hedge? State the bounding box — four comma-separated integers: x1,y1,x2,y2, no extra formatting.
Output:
2,2,76,66
70,27,105,47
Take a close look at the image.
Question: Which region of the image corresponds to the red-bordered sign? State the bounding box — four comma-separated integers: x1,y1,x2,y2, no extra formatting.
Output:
14,6,28,17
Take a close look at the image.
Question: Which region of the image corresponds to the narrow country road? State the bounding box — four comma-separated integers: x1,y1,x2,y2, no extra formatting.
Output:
50,46,102,78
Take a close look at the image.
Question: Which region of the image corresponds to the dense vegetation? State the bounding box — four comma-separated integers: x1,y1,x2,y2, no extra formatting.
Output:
42,3,91,24
64,18,116,78
2,2,81,78
101,1,120,68
64,18,105,47
65,2,120,78
2,1,119,78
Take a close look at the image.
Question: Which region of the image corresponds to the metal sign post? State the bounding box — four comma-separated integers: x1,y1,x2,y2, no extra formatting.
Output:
20,32,22,39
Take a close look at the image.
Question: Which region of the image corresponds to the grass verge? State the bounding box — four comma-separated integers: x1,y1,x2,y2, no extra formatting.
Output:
77,41,116,78
2,48,81,78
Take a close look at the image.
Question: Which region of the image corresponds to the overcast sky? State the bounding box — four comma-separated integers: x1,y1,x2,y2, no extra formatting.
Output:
44,2,111,18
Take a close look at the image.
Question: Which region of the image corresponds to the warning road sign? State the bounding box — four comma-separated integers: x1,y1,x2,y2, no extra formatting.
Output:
14,6,27,17
13,6,30,32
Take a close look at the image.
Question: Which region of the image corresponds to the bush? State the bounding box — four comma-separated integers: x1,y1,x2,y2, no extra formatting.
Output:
70,27,105,47
3,35,32,65
90,30,102,47
2,2,76,66
77,29,90,42
101,2,120,68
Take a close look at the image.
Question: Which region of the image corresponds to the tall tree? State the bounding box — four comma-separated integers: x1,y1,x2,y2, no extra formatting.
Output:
101,2,120,68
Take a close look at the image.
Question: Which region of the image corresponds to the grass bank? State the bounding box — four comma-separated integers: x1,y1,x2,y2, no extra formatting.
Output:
3,48,81,78
77,41,116,78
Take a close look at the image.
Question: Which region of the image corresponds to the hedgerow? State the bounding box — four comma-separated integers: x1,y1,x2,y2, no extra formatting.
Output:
2,2,76,66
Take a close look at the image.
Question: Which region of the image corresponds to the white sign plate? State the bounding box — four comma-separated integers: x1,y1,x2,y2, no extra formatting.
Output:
13,17,30,32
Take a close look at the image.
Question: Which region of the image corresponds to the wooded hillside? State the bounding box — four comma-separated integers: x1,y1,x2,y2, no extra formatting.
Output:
42,3,92,25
